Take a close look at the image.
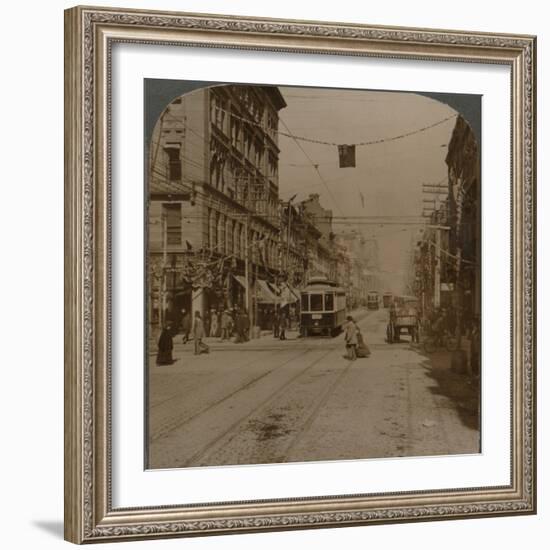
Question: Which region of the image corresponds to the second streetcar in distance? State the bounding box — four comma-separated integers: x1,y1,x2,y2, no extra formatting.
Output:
367,290,380,310
300,278,347,337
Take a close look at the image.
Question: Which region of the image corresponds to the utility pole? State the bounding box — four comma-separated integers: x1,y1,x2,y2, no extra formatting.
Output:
254,260,258,329
286,202,292,271
434,227,441,309
244,213,250,320
426,224,450,309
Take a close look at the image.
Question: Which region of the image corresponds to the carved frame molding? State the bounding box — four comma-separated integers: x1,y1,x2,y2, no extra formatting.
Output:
64,5,536,543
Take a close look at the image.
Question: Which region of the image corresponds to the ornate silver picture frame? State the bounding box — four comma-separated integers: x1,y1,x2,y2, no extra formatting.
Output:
64,5,536,543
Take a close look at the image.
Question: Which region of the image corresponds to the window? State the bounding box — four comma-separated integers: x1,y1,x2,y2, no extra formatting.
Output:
230,114,242,150
163,203,182,246
226,218,233,255
301,294,309,311
217,214,225,255
324,293,334,311
234,223,241,258
268,152,278,178
310,294,323,312
208,209,217,251
163,146,181,181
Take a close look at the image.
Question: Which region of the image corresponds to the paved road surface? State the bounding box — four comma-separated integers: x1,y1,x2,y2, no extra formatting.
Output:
148,308,480,469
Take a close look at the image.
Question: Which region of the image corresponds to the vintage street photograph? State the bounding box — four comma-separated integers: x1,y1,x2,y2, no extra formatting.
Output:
145,82,481,469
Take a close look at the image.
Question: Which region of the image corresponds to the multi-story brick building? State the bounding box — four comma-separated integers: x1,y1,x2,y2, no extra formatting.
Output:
148,84,287,328
300,194,337,282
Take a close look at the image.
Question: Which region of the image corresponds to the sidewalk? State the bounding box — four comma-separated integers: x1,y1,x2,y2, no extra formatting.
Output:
174,329,303,352
150,306,375,354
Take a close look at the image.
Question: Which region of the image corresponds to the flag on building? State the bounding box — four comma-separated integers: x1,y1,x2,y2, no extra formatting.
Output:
338,144,356,168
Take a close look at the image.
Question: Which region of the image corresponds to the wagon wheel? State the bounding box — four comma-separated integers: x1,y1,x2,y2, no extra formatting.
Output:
445,334,459,351
393,325,400,342
423,336,436,354
386,322,393,344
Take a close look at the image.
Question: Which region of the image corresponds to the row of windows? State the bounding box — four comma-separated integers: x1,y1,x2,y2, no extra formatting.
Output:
210,93,278,174
159,203,336,278
206,208,279,268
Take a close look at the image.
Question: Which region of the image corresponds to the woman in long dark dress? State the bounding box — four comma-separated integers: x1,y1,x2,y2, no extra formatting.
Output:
355,319,371,358
156,323,174,365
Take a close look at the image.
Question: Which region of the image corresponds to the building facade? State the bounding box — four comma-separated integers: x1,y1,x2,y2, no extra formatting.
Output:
148,84,287,329
413,114,480,332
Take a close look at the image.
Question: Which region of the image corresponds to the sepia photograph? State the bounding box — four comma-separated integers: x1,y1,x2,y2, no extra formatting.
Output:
145,81,481,470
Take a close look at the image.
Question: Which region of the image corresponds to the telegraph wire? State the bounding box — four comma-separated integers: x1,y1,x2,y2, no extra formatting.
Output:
278,116,346,218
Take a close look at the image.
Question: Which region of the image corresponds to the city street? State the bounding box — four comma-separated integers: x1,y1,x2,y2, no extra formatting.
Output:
148,308,480,469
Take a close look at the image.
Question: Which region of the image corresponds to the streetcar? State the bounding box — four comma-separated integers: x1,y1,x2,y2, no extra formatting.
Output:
300,277,347,337
382,292,393,308
367,290,380,310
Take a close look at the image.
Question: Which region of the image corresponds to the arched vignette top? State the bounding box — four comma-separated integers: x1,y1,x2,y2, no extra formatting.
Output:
144,78,481,151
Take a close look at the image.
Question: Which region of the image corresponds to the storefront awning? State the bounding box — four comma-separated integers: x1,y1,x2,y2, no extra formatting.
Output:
233,274,247,289
278,283,300,306
233,275,282,305
256,279,281,304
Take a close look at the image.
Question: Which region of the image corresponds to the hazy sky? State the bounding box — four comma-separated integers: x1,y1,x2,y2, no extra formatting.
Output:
276,86,458,293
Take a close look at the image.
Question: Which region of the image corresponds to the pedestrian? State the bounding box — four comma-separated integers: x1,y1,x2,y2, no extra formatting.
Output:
192,311,208,355
220,309,232,341
355,319,371,358
273,309,280,338
204,309,211,338
156,323,175,365
181,309,191,344
210,308,219,338
217,309,223,337
234,309,245,343
279,313,287,340
431,309,444,346
242,309,251,342
344,315,358,360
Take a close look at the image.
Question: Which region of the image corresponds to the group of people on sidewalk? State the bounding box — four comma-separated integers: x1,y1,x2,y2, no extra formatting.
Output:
180,307,252,344
272,310,290,340
157,307,256,365
157,309,372,366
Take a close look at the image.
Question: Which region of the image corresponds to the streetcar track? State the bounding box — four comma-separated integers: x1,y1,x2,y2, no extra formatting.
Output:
275,358,356,463
177,347,336,467
149,349,282,410
150,348,311,444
